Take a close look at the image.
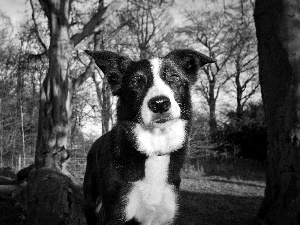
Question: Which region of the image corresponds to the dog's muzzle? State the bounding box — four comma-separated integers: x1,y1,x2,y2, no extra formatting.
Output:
148,96,171,114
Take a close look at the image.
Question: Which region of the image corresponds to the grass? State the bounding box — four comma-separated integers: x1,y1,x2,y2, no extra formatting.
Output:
175,158,265,225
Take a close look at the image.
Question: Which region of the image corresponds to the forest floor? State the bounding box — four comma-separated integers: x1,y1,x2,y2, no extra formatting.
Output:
176,159,265,225
0,159,265,225
176,176,265,225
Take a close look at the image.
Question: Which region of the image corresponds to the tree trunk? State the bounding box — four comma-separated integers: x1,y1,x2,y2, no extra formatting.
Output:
101,78,112,134
24,168,86,225
20,104,26,168
16,56,26,168
139,45,149,60
208,81,218,136
254,1,300,224
93,73,112,134
235,60,243,119
92,30,112,134
24,1,123,223
35,2,73,168
35,0,123,168
208,101,218,137
0,98,3,167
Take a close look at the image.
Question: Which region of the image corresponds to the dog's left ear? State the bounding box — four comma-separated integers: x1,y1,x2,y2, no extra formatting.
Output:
85,50,132,95
165,49,215,83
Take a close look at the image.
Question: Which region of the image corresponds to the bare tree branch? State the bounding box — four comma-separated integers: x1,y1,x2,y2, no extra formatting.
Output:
38,0,51,20
30,0,48,53
242,81,260,107
72,61,95,91
71,0,124,46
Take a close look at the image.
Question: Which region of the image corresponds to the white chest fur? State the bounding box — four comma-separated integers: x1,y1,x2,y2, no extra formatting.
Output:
134,119,187,156
125,155,177,224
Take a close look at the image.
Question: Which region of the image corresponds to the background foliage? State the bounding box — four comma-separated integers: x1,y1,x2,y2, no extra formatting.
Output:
0,0,262,172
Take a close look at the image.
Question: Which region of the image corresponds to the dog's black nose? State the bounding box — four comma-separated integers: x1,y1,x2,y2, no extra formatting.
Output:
148,96,171,113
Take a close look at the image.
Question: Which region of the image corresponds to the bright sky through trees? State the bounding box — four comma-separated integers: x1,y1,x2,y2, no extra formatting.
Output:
1,0,240,25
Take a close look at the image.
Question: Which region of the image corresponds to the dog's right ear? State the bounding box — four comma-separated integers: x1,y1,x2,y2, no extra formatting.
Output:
85,50,132,96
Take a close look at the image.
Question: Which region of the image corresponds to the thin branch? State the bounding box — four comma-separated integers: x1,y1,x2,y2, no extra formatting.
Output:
215,84,222,101
145,5,157,44
241,82,260,106
71,0,124,46
241,72,258,91
38,0,51,20
241,54,258,69
30,0,48,53
197,78,209,102
72,61,95,91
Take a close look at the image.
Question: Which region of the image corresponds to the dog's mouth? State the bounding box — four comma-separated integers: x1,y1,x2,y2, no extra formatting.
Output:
151,114,175,126
154,117,170,124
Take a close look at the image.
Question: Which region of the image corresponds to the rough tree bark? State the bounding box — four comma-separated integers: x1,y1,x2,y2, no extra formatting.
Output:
35,0,122,168
18,1,124,224
254,0,300,224
34,0,73,168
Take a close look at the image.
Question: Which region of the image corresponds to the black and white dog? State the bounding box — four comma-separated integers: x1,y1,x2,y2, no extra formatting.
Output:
83,49,215,225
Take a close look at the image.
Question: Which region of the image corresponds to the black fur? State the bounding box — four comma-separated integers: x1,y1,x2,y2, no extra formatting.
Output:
83,49,215,225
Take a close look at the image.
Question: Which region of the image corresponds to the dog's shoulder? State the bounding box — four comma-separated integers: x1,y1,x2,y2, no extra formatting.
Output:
86,123,135,160
88,130,113,157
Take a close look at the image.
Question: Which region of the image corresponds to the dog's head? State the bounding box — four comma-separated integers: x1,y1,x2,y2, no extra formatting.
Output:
86,49,215,128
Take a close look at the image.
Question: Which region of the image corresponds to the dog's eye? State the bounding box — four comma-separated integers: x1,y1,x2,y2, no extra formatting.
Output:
129,76,145,89
168,74,180,82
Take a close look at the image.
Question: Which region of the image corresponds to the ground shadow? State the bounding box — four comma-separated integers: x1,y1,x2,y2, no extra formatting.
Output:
0,198,23,225
0,189,263,225
175,190,263,225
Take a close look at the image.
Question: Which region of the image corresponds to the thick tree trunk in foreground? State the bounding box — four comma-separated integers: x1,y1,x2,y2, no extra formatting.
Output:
254,1,300,224
35,0,77,169
24,168,85,225
19,0,123,224
35,0,123,169
35,16,73,169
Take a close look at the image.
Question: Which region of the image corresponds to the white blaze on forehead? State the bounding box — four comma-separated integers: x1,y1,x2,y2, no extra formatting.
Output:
151,58,161,83
141,58,181,125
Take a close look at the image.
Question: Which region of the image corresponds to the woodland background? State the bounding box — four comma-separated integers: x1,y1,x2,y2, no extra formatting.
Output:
0,0,261,173
2,0,297,224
